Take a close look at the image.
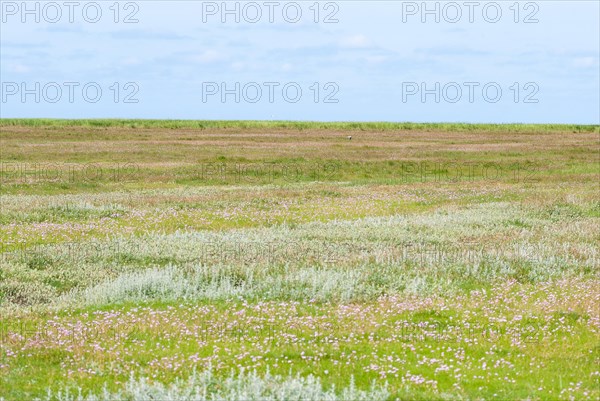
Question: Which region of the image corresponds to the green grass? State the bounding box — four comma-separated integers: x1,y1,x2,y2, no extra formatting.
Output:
1,118,598,132
0,120,599,400
2,281,598,400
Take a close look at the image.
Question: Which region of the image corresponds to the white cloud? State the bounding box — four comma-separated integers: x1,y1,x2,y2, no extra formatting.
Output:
572,57,598,68
364,55,387,64
193,50,223,64
231,61,245,71
340,34,370,49
122,57,141,66
6,63,31,73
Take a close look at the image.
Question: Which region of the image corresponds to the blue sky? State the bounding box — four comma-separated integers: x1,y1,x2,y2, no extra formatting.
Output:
1,0,599,123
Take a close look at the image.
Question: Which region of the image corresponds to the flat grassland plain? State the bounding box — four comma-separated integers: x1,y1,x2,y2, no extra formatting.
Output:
0,120,599,400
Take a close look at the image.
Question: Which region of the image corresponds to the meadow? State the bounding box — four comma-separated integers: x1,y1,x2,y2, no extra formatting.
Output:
0,120,598,400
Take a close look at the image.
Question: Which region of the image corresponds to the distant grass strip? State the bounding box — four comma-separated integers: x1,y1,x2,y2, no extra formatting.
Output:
1,119,598,133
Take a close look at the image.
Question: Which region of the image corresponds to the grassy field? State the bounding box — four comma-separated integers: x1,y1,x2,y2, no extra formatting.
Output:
0,120,599,400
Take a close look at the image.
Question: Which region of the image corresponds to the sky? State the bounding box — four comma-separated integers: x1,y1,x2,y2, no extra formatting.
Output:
1,0,599,123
